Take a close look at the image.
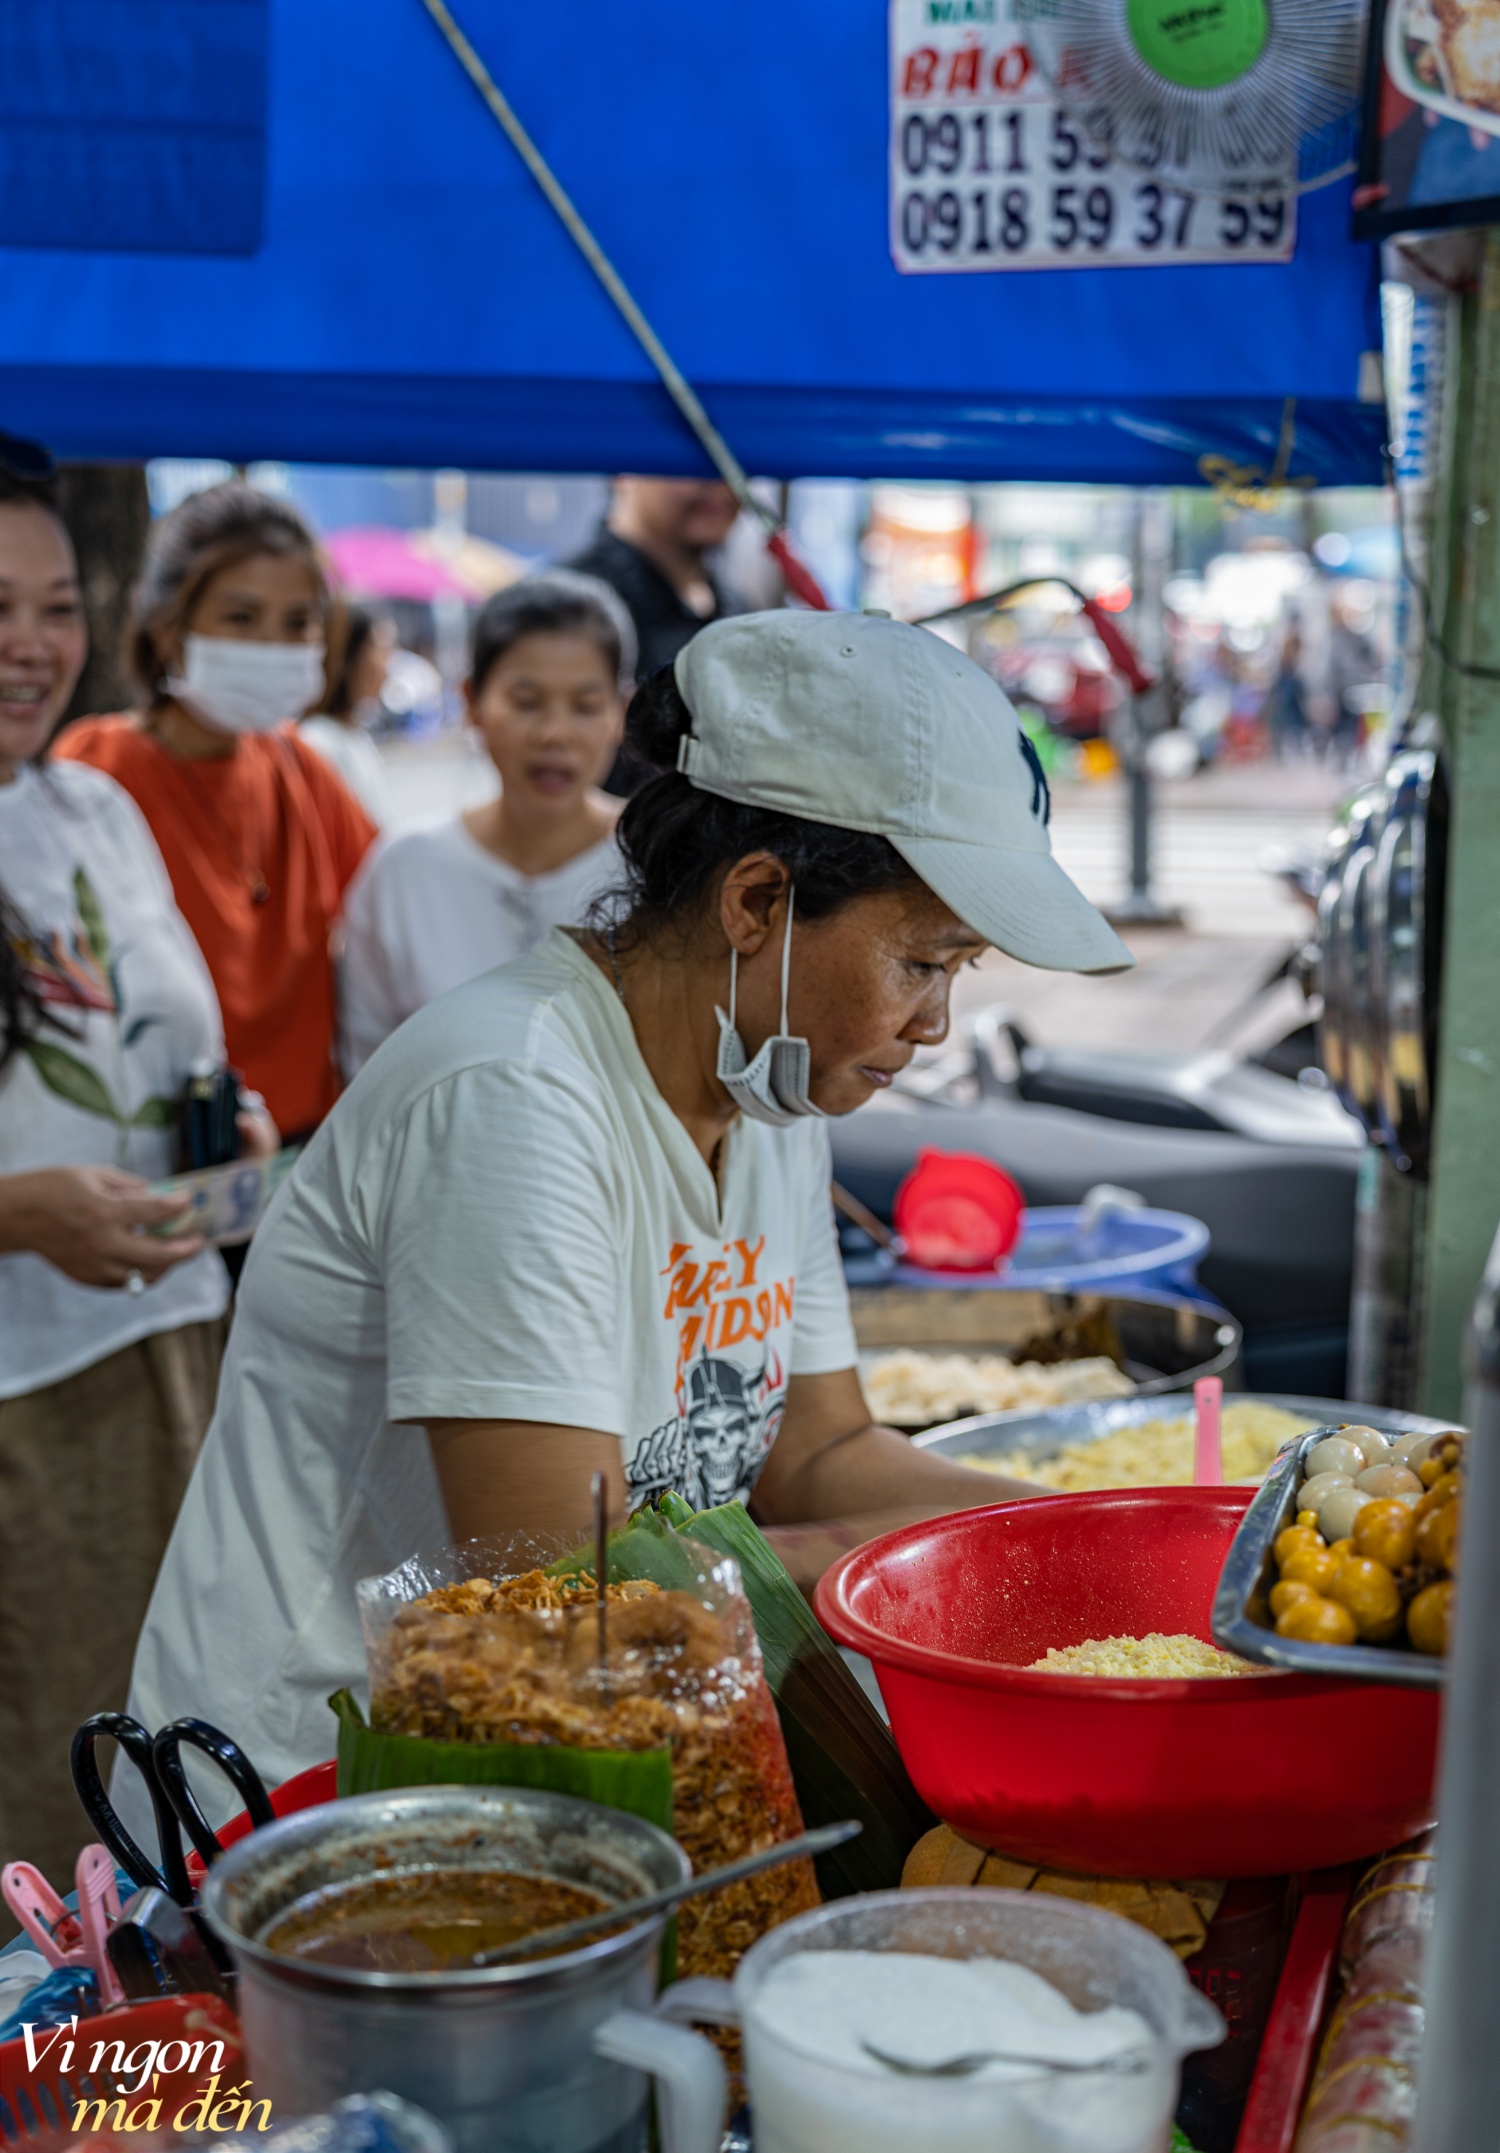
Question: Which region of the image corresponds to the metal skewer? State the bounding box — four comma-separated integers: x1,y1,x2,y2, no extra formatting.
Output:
472,1820,861,1968
591,1470,610,1699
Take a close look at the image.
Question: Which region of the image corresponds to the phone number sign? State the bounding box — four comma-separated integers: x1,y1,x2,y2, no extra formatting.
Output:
889,0,1295,274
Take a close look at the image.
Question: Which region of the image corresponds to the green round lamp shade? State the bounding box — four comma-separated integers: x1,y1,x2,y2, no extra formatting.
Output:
1126,0,1269,88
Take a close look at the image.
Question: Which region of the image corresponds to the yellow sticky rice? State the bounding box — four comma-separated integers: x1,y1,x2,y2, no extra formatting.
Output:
960,1401,1315,1492
1029,1633,1261,1678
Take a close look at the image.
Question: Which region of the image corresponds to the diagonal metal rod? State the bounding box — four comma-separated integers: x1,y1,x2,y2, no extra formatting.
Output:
417,0,768,528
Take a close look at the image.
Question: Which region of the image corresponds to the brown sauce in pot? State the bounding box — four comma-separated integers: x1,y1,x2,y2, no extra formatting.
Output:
261,1868,611,1971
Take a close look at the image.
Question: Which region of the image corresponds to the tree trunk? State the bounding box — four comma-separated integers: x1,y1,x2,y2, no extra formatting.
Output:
54,464,152,724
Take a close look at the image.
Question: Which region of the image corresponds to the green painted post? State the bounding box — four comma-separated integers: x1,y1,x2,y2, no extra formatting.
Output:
1421,237,1500,1418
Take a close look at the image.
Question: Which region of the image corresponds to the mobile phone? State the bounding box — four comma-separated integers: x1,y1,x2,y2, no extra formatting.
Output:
178,1062,245,1172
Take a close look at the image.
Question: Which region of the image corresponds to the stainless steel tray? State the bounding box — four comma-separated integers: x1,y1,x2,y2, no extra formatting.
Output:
1211,1425,1456,1689
912,1393,1450,1468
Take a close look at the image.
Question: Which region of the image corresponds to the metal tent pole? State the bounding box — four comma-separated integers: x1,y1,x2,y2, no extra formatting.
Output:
1411,1219,1500,2152
1419,233,1500,1419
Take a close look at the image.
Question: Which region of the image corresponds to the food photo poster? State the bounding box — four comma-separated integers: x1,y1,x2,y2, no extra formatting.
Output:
1355,0,1500,236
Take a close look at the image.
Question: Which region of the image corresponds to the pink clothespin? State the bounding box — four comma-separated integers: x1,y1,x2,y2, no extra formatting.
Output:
1,1861,86,1967
73,1843,123,2005
1,1849,124,2004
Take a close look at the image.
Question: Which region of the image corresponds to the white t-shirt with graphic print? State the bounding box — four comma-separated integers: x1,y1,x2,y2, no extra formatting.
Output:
0,761,230,1399
124,928,857,1818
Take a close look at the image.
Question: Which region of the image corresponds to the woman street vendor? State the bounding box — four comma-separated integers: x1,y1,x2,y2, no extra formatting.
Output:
122,610,1129,1816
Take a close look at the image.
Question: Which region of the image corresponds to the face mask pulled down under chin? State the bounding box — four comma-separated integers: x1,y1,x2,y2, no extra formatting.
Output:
715,889,825,1128
168,632,327,737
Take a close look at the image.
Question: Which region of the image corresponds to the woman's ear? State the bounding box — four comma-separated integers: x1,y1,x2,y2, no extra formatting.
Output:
153,623,184,688
718,852,791,955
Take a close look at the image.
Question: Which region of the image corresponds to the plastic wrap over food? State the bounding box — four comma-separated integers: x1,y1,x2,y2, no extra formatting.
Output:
1294,1832,1435,2153
358,1532,819,1979
1343,1932,1425,2008
1337,1842,1437,1975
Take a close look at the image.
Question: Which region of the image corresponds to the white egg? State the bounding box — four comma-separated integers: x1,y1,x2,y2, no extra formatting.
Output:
1356,1464,1422,1499
1391,1431,1441,1470
1317,1486,1372,1543
1340,1425,1392,1465
1306,1437,1369,1479
1300,1471,1355,1511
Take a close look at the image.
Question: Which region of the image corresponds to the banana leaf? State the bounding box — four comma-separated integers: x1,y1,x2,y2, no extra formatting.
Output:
330,1688,673,1830
650,1495,934,1899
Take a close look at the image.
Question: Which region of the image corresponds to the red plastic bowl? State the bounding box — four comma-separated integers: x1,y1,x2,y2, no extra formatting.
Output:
186,1756,338,1884
815,1488,1439,1879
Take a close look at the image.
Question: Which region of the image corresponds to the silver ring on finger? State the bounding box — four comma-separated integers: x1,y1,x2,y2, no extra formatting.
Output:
125,1267,146,1296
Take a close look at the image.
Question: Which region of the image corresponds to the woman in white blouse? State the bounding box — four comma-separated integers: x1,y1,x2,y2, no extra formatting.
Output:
338,573,631,1074
0,458,273,1882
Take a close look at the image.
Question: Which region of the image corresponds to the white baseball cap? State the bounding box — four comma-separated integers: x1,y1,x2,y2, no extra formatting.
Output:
674,610,1131,974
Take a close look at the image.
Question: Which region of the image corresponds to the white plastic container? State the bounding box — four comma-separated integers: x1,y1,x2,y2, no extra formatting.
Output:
663,1888,1224,2153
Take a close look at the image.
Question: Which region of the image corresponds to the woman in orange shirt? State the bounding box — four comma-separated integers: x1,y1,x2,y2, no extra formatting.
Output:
57,484,375,1140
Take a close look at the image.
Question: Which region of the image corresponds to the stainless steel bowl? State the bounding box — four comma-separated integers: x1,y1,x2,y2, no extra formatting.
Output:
201,1785,689,2153
852,1286,1240,1434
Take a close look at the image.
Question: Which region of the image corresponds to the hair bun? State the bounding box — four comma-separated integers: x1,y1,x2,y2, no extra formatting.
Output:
625,666,693,771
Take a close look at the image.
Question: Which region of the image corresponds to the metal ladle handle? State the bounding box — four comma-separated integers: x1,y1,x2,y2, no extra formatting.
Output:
474,1819,861,1967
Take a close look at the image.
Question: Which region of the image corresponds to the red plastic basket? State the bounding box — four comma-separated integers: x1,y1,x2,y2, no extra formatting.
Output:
815,1488,1440,1879
1233,1871,1353,2153
0,1993,242,2153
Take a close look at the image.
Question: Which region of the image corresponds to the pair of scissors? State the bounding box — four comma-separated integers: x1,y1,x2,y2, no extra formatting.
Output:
70,1713,275,1910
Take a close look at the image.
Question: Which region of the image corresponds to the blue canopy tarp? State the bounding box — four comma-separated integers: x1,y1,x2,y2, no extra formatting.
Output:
0,0,1385,486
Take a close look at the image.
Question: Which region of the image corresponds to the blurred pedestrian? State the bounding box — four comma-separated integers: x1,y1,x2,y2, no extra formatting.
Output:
1265,623,1311,759
55,483,376,1144
0,460,274,1885
1326,590,1380,770
301,601,398,827
564,477,745,790
339,573,630,1075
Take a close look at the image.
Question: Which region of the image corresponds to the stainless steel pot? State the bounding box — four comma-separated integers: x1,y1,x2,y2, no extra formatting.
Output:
201,1786,710,2153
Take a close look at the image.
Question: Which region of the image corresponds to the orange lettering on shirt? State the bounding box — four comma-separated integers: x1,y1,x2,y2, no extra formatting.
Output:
773,1280,795,1325
662,1261,700,1318
682,1260,729,1309
733,1236,766,1288
718,1298,754,1348
755,1290,772,1339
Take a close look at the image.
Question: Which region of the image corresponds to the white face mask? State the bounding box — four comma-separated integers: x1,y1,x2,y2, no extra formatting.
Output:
168,632,326,736
715,887,826,1127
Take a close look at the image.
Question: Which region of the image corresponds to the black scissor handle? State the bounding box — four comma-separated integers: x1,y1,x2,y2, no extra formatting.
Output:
150,1718,275,1872
71,1712,193,1906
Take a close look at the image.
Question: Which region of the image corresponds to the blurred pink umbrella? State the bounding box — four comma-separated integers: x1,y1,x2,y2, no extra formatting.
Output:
324,525,476,602
325,526,525,604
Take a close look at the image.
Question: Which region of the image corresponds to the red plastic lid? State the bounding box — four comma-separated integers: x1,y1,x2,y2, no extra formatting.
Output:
893,1147,1024,1272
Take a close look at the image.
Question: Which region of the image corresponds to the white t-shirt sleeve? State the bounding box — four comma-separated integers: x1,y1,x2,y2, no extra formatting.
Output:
338,841,409,1078
377,1062,628,1432
788,1126,858,1376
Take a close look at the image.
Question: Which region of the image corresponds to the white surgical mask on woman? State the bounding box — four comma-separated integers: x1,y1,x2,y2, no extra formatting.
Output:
168,632,326,736
715,887,825,1127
